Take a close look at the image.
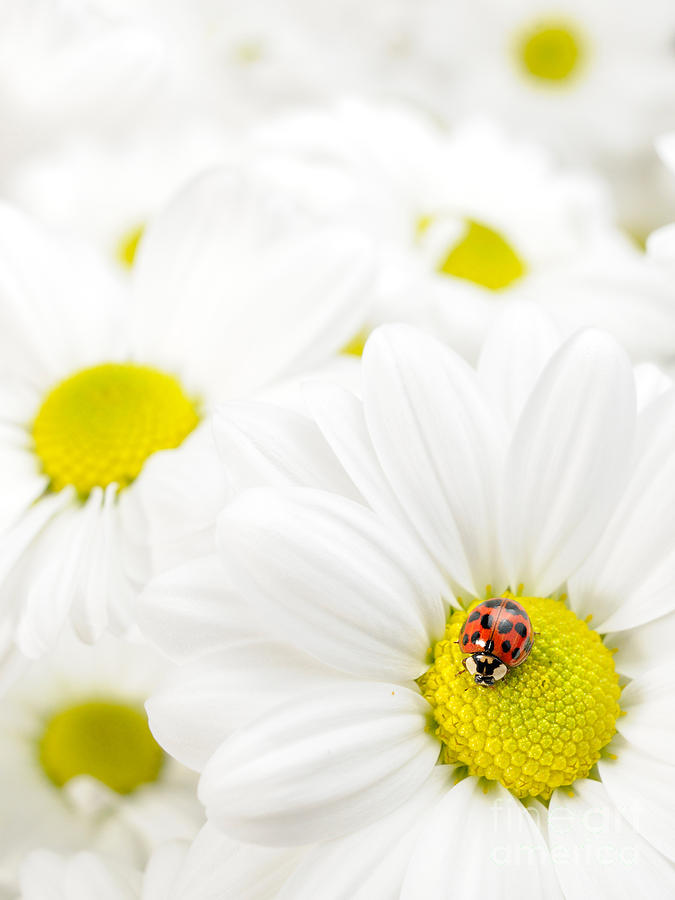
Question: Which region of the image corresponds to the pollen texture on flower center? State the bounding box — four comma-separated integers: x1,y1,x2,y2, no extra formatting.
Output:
32,362,200,497
418,595,621,800
39,700,164,795
438,220,526,291
518,23,583,83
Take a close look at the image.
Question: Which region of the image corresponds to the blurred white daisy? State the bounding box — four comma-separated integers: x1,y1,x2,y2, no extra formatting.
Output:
0,633,203,896
414,0,675,164
0,172,372,658
249,100,675,362
141,312,675,896
0,0,163,176
18,825,298,900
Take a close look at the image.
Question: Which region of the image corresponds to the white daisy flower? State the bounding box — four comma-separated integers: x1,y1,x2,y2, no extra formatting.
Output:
0,632,203,896
413,0,675,165
141,310,675,896
0,0,163,175
248,100,675,363
0,172,372,658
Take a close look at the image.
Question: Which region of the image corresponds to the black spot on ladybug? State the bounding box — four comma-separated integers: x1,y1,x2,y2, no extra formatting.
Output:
505,601,520,612
514,622,527,638
501,640,511,653
484,599,500,608
497,619,512,634
485,639,495,653
462,634,469,646
511,646,521,660
480,613,493,629
471,631,481,643
468,610,481,622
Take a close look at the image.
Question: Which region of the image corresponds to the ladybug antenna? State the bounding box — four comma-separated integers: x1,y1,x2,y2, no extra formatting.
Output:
455,668,467,678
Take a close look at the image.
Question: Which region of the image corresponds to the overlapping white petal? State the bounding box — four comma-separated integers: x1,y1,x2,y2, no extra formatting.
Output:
198,682,439,845
216,486,446,680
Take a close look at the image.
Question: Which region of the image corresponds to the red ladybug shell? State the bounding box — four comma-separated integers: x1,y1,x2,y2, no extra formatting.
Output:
460,598,533,668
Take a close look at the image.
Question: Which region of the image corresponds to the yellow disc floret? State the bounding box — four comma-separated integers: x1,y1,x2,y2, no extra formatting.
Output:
438,220,526,291
517,23,584,84
39,700,164,795
418,595,621,799
32,363,200,497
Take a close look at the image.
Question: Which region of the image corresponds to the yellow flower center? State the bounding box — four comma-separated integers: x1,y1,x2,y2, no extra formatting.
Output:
418,595,621,799
39,700,164,795
517,22,584,84
116,224,144,268
438,221,526,291
342,327,370,357
32,363,200,497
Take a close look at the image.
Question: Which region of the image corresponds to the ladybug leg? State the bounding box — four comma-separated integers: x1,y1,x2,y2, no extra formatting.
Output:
455,668,467,678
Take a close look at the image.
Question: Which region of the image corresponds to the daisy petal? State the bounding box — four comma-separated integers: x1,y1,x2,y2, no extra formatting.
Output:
478,301,562,431
549,777,675,896
607,610,675,679
501,330,636,597
363,324,506,597
598,738,675,862
212,401,358,497
568,389,675,631
198,683,439,846
147,641,353,770
616,661,675,763
276,767,453,900
216,486,446,680
137,556,258,662
400,778,560,900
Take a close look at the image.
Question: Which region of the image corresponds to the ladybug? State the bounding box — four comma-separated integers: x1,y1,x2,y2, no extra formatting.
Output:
459,597,533,686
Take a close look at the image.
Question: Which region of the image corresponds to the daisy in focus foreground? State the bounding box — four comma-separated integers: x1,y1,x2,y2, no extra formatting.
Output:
142,311,675,896
0,173,372,658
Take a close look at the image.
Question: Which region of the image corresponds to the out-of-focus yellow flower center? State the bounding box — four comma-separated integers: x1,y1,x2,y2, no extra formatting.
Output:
418,594,621,800
39,700,164,795
342,327,370,357
438,221,526,291
517,23,584,83
116,224,144,268
32,363,200,497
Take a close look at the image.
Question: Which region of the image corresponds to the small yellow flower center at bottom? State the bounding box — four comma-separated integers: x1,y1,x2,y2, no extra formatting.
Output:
39,700,164,795
517,22,584,84
418,595,620,800
32,363,200,497
116,224,145,268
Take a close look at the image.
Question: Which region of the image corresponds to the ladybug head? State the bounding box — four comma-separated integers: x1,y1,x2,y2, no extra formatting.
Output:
464,653,508,686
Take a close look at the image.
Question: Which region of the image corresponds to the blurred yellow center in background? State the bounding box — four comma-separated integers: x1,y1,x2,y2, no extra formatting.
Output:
116,224,145,268
32,363,200,497
518,23,583,83
419,594,621,800
438,220,526,290
39,700,164,795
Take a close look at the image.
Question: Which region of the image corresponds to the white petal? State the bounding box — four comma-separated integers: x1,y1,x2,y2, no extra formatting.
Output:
616,660,675,763
568,388,675,630
501,330,636,597
132,170,374,398
401,778,561,900
607,610,675,679
305,382,412,524
147,641,354,771
216,487,446,681
363,324,507,597
199,683,439,846
276,767,453,900
599,737,675,861
478,301,563,431
549,777,675,897
0,487,72,586
170,824,302,900
137,555,258,662
212,401,358,497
